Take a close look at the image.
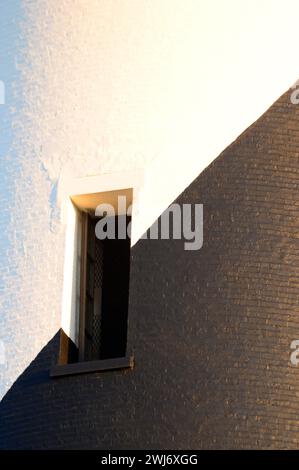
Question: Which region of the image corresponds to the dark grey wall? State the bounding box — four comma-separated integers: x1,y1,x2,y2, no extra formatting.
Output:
1,89,299,449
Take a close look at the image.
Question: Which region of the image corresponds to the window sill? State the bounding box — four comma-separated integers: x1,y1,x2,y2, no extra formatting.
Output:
50,355,134,378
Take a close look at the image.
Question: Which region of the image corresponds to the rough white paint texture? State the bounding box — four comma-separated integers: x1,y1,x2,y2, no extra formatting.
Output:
1,0,299,399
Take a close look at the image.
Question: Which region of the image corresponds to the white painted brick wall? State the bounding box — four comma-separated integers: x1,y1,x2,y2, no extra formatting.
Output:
1,0,299,399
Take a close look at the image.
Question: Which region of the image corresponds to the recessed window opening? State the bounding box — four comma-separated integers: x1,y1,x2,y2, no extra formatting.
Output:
73,189,132,363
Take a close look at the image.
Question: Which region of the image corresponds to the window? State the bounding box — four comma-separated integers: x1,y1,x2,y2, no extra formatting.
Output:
79,212,131,362
51,189,134,377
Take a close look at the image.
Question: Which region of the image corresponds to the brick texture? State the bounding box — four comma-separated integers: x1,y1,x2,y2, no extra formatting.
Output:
1,88,299,449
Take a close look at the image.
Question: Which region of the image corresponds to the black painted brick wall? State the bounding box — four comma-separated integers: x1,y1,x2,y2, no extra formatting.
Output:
1,88,299,449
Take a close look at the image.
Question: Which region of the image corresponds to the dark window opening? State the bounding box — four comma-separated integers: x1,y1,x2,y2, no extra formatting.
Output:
79,213,131,362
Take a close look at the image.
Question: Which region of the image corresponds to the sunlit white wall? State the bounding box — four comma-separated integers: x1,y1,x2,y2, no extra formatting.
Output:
1,0,299,399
